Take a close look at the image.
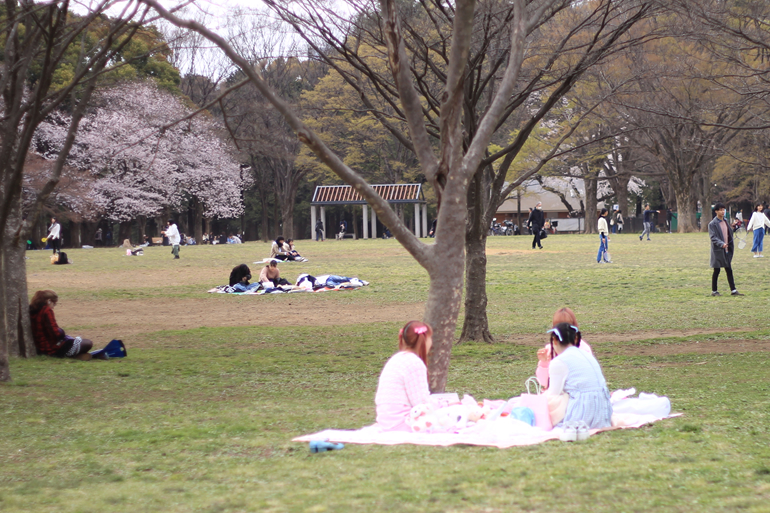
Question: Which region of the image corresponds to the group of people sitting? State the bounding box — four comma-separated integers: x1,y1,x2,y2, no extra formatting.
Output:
201,233,242,245
227,262,364,293
375,307,612,433
269,237,307,262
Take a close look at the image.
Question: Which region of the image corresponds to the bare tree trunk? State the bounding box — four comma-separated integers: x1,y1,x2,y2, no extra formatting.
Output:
424,199,468,392
70,220,81,248
273,191,280,238
193,199,204,242
674,186,698,232
177,209,189,236
137,216,147,241
260,194,269,242
697,166,712,232
280,196,295,239
119,221,132,244
0,195,35,381
584,172,598,234
460,174,492,343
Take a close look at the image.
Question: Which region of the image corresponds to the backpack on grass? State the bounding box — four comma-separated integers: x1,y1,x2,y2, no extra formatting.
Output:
90,339,127,359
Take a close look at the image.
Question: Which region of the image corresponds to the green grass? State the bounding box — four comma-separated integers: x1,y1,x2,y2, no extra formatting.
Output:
4,233,770,512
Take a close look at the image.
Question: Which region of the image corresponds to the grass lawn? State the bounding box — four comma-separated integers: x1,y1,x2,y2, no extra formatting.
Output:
2,233,769,512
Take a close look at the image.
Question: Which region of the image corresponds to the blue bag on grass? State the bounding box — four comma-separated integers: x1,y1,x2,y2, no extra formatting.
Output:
90,339,127,359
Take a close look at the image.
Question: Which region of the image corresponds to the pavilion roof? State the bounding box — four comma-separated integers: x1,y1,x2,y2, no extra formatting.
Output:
311,184,425,205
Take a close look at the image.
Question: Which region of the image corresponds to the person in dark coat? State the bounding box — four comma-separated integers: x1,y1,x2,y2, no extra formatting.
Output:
708,203,743,296
229,264,252,287
527,202,545,249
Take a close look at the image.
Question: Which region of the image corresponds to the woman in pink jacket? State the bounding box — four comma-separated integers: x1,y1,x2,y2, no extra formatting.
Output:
374,321,433,431
536,308,593,389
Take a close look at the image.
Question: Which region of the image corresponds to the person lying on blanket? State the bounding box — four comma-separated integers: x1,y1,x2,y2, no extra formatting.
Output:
374,321,433,431
269,237,289,261
535,307,593,388
545,322,612,429
229,264,261,292
259,260,290,287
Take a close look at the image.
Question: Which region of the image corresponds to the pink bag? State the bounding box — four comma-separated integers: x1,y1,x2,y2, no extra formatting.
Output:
518,393,553,430
508,377,553,430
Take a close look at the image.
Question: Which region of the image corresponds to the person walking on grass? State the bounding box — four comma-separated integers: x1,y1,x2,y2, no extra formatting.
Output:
315,219,325,241
640,204,659,241
162,220,181,259
597,208,611,264
709,203,743,297
47,216,61,254
746,203,770,258
527,201,545,249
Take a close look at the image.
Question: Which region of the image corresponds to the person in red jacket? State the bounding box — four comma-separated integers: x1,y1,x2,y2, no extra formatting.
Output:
29,290,93,359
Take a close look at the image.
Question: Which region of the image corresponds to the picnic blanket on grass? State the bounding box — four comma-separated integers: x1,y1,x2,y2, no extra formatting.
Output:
208,275,369,295
293,389,680,449
255,258,303,264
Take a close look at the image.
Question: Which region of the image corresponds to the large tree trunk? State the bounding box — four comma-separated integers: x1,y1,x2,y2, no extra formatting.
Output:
584,171,598,234
280,195,295,239
459,233,492,343
118,221,132,245
424,198,468,393
69,219,81,248
697,165,713,233
460,173,493,343
193,199,203,243
1,194,36,382
674,185,698,232
260,193,269,242
177,209,189,236
137,216,147,241
273,191,280,238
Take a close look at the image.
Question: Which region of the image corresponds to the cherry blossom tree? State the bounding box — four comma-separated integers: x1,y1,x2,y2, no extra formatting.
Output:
33,81,247,239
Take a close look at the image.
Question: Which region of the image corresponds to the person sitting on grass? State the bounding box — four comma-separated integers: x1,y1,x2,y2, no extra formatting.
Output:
283,239,308,262
269,237,289,261
229,264,261,292
374,321,432,431
29,290,95,360
259,260,290,287
535,307,593,389
544,322,612,429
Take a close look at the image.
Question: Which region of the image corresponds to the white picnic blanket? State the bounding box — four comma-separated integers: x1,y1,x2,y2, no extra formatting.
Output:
293,389,680,448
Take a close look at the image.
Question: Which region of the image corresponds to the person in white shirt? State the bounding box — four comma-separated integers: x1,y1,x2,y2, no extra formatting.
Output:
746,203,770,258
47,217,61,254
597,208,610,263
162,220,181,259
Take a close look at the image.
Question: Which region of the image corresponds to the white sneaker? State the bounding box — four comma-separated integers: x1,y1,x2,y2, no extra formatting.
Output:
559,422,578,442
576,421,591,441
754,255,759,258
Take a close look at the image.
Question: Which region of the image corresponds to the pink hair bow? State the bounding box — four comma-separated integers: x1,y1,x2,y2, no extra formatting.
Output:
414,326,428,335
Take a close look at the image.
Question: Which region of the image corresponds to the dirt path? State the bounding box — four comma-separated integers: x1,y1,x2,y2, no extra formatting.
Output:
56,297,426,345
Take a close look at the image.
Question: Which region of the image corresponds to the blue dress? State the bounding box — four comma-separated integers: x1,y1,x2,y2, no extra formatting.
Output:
558,346,613,429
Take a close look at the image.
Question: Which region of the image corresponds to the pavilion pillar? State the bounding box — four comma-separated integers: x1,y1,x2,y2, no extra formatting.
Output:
311,205,317,241
414,203,421,237
363,204,369,239
320,206,327,240
422,204,428,238
371,208,377,239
